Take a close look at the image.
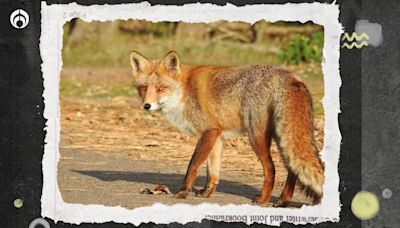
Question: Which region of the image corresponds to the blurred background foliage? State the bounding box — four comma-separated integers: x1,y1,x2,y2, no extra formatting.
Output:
61,19,324,116
62,19,323,69
278,31,324,65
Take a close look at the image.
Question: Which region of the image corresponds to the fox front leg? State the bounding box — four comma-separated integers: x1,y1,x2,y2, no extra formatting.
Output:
175,129,222,199
195,136,223,198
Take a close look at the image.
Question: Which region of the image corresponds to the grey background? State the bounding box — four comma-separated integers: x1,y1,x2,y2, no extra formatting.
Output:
1,0,399,227
362,0,400,227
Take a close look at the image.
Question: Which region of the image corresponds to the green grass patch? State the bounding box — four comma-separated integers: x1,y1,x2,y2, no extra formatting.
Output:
63,32,281,68
60,80,137,98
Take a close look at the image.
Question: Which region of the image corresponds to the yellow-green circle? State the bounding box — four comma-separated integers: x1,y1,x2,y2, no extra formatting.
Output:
351,191,379,220
14,198,23,208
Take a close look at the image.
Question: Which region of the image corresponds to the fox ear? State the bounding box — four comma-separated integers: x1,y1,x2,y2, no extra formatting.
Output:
130,51,150,77
161,51,180,76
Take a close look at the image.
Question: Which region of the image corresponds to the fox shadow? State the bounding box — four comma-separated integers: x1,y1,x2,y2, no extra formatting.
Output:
73,170,278,202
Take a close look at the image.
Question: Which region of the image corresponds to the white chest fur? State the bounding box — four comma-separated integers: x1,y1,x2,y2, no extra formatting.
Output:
161,104,197,135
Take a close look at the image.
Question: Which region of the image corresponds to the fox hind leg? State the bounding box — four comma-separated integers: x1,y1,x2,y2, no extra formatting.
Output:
273,170,297,207
248,116,275,205
196,137,223,197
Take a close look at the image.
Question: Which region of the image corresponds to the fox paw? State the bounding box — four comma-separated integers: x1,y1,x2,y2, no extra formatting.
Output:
273,198,290,207
175,190,189,199
252,196,268,205
195,188,214,198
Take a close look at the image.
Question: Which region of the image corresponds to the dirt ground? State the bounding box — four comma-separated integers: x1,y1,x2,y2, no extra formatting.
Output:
58,68,325,209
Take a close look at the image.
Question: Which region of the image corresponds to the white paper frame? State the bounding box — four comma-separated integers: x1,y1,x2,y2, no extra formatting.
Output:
40,1,343,226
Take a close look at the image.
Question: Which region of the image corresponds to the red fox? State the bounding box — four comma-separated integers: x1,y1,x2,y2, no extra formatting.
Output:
129,50,324,207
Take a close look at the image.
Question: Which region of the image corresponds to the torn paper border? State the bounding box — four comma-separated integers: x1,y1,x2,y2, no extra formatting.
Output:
40,1,343,226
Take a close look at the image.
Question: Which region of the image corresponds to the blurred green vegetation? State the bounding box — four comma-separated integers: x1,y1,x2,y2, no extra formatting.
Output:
61,19,324,116
62,19,324,68
278,31,324,65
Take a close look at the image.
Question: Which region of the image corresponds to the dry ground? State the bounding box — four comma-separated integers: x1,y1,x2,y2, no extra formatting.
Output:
58,68,324,209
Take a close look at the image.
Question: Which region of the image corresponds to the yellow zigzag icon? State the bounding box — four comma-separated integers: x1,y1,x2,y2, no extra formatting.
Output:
342,32,369,41
341,41,369,49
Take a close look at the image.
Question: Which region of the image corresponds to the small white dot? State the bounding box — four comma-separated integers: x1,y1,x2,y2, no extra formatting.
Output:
382,188,392,199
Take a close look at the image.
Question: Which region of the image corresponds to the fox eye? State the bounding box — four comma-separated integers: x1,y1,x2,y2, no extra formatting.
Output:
157,86,167,92
139,86,147,94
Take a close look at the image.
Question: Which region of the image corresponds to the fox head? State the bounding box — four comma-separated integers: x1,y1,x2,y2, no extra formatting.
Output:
129,51,183,111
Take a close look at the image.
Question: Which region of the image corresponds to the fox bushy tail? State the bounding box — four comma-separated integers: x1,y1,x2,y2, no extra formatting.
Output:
274,79,325,203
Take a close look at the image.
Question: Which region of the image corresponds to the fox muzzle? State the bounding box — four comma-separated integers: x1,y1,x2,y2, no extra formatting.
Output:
143,102,161,111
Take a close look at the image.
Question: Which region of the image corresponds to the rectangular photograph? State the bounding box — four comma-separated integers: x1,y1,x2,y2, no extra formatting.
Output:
59,19,325,209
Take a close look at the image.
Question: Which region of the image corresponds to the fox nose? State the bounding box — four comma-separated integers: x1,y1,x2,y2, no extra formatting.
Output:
143,103,151,110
